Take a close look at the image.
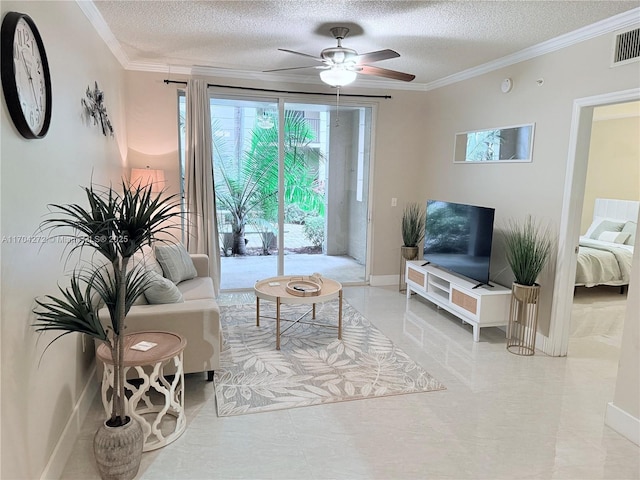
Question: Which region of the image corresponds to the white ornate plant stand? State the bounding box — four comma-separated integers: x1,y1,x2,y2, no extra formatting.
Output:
96,331,187,452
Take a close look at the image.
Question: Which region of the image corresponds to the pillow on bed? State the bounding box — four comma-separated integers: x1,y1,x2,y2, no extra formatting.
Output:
597,231,631,244
587,219,625,240
621,221,637,246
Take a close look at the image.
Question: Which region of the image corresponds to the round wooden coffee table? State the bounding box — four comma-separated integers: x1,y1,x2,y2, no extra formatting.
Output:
254,275,343,349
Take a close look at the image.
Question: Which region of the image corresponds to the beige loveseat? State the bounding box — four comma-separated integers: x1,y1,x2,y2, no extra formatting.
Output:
98,253,221,380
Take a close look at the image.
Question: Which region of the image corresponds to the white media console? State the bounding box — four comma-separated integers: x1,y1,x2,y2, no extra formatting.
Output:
405,260,511,342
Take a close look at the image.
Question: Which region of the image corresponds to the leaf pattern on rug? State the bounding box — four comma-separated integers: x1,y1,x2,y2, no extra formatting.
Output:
214,301,445,416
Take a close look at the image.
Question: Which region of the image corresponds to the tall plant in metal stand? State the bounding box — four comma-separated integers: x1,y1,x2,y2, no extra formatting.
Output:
503,215,553,356
33,181,182,480
400,202,425,291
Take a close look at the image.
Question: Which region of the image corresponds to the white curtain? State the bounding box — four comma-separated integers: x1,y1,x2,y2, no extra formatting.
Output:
184,78,220,295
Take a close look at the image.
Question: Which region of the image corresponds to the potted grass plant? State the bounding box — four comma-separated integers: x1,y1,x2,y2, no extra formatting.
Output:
399,202,426,292
502,215,553,355
401,202,426,261
33,180,182,479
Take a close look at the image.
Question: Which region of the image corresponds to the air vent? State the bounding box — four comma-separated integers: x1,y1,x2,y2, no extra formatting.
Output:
613,28,640,66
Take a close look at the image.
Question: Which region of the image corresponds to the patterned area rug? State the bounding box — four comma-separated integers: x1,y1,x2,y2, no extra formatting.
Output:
214,300,445,417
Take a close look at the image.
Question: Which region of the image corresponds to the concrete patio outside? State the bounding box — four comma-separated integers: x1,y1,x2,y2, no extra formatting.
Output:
219,224,366,290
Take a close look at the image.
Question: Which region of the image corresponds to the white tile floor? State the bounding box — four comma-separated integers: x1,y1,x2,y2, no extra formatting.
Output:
61,286,639,480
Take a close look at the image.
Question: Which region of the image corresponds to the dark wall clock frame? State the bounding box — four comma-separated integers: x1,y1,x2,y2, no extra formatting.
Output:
1,11,52,139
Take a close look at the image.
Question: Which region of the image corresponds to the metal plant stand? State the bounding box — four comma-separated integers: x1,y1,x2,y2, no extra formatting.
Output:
506,283,540,355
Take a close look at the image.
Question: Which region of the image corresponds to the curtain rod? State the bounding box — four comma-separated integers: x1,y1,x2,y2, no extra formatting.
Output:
163,79,391,99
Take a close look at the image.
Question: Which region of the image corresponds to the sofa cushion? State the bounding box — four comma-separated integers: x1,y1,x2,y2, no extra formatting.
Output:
144,271,185,304
154,243,198,284
132,245,163,276
177,276,215,302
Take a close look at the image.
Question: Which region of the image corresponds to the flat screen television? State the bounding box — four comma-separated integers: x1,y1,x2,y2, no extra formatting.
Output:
423,200,495,285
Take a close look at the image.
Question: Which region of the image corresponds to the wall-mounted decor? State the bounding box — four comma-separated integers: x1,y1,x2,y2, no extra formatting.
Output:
0,11,52,139
81,81,113,137
454,123,535,163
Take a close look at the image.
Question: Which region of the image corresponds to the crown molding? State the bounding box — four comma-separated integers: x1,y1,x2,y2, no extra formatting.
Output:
81,1,639,93
76,0,130,67
422,7,640,91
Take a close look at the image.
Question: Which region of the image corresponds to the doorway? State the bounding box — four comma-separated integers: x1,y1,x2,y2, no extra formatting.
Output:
569,101,639,354
549,88,640,356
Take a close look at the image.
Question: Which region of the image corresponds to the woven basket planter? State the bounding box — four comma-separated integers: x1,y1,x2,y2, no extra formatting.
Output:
94,417,143,480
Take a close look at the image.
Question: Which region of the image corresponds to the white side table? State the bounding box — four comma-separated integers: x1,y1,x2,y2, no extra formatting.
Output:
96,331,187,451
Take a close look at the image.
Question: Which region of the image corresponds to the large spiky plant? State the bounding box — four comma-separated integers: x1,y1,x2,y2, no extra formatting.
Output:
213,111,324,255
503,215,553,286
402,202,426,247
33,181,182,427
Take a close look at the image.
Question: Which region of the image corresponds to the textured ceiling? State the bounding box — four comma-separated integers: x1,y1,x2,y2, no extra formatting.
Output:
92,1,640,87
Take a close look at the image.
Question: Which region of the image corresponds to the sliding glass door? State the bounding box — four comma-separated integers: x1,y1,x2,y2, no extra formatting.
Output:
179,95,371,290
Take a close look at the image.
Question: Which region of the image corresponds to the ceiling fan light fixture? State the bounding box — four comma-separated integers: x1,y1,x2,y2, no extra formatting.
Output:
320,68,357,87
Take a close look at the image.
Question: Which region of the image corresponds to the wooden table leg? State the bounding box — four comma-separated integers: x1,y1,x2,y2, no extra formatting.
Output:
256,296,260,327
338,289,343,340
276,297,281,350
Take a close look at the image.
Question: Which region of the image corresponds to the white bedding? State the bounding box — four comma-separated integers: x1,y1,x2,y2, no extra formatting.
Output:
575,236,634,287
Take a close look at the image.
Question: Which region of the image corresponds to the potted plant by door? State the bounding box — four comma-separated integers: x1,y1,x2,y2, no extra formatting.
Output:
33,181,181,479
503,215,553,355
401,202,426,260
400,202,426,290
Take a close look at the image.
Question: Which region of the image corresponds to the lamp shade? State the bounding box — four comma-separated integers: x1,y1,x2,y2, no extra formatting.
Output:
130,167,165,192
320,68,357,87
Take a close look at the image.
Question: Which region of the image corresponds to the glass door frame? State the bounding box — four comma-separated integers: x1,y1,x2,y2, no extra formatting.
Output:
206,89,377,284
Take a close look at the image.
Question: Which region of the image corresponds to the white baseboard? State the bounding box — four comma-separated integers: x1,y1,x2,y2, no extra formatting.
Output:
369,274,398,286
536,332,553,356
605,402,640,446
40,367,99,480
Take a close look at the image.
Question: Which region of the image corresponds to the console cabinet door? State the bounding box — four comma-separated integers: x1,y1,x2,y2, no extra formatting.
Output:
451,288,479,317
407,264,427,289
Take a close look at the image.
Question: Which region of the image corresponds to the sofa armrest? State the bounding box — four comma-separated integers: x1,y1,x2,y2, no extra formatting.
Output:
190,254,209,277
97,298,221,374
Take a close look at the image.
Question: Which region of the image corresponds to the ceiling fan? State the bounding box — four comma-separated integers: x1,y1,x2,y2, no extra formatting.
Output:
265,27,415,86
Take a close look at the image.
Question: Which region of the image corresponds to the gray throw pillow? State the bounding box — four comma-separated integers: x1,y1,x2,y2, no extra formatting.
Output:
621,221,637,246
154,243,198,284
132,245,164,276
144,271,184,304
597,231,630,244
589,219,625,240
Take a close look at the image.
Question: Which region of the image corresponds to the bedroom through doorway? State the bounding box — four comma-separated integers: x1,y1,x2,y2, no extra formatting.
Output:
569,101,640,356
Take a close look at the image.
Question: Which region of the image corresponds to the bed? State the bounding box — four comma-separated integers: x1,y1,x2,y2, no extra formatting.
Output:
575,198,638,290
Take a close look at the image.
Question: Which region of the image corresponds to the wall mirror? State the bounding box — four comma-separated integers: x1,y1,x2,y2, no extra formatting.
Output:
454,123,535,163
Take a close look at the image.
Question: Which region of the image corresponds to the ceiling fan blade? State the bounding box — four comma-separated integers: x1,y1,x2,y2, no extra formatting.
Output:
358,65,415,82
278,48,325,62
354,49,400,64
263,65,321,73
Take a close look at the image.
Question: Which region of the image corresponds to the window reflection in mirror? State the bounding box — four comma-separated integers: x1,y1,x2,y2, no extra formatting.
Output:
454,124,534,163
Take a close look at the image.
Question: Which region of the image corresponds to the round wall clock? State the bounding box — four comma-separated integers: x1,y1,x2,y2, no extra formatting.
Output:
1,11,52,139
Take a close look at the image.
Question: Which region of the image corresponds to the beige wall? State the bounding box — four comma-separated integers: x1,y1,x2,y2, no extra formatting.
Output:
581,104,640,232
0,2,126,478
124,73,183,198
